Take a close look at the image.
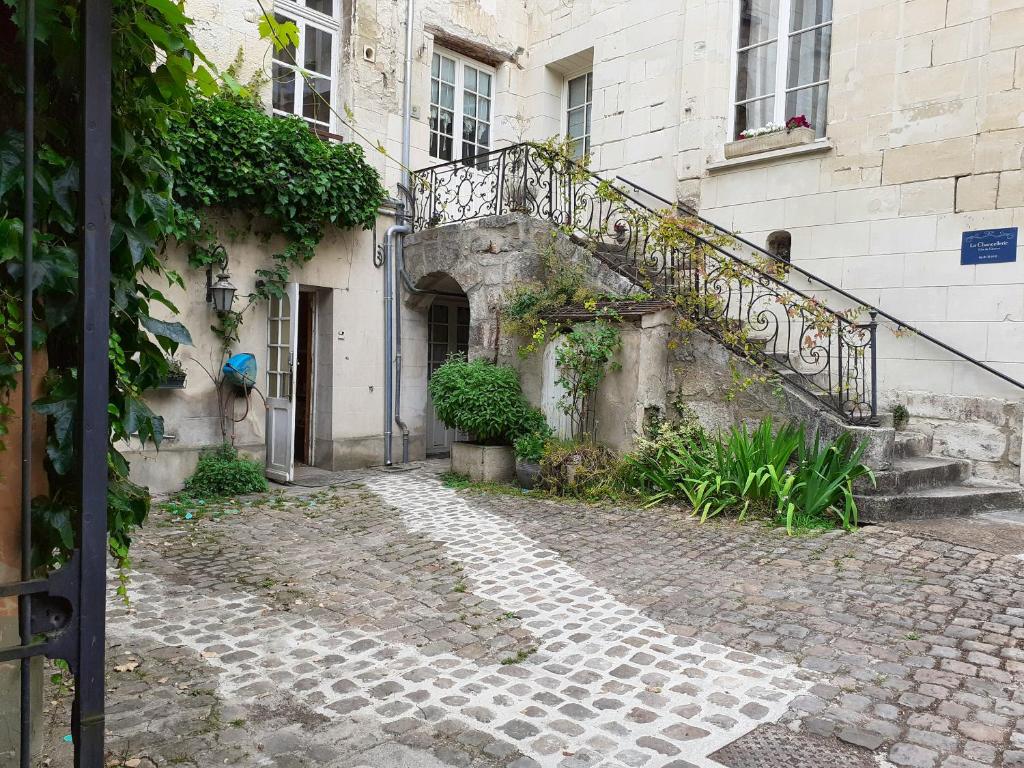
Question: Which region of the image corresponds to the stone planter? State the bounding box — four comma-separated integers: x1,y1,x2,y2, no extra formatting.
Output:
451,442,515,483
515,459,542,490
724,127,816,159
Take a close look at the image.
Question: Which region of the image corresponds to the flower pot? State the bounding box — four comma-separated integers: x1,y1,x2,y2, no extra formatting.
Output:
451,442,515,483
158,372,187,389
724,127,816,159
515,458,542,490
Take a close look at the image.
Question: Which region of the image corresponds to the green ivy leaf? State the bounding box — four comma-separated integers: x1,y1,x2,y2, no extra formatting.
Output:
257,13,299,52
140,315,193,346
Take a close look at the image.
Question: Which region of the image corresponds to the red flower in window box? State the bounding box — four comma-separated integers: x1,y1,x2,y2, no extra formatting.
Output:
785,115,812,131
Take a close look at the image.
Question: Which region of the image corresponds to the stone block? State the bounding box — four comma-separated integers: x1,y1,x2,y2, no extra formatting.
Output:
451,442,515,483
932,421,1008,462
956,174,1000,212
883,138,975,184
975,128,1024,173
901,179,956,215
990,7,1024,50
901,0,947,36
997,171,1024,208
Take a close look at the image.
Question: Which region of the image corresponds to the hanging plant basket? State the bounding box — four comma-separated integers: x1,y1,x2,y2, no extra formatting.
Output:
158,370,187,389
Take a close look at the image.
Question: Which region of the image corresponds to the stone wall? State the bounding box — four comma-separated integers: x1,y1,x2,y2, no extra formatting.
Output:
888,391,1024,484
124,215,425,493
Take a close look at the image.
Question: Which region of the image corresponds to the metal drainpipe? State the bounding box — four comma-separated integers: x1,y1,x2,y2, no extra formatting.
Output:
390,0,415,464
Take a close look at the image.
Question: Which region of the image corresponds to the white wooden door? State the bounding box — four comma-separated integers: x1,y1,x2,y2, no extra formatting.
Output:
265,283,299,482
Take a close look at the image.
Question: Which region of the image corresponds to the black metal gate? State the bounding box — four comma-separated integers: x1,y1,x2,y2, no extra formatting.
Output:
0,0,112,764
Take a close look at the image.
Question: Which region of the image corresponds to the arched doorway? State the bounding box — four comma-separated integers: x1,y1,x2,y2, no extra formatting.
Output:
417,273,470,456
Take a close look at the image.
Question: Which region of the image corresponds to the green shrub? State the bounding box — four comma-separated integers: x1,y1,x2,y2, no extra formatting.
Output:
183,444,269,499
622,415,875,533
428,357,541,445
513,432,548,461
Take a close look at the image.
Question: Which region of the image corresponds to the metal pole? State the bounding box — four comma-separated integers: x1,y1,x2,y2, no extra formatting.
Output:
869,311,878,424
20,0,36,763
74,0,112,762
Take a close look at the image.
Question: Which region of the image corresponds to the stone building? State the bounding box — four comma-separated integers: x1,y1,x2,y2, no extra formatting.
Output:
132,0,1024,506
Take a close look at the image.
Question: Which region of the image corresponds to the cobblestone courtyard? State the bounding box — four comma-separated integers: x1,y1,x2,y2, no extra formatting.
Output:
39,464,1024,768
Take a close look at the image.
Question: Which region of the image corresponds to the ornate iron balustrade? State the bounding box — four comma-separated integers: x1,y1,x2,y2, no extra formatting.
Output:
412,143,881,422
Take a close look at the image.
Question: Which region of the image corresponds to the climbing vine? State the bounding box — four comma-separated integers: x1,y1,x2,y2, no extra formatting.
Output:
169,89,386,349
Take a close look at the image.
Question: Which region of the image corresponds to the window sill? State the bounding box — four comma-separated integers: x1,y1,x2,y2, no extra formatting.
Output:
706,138,833,174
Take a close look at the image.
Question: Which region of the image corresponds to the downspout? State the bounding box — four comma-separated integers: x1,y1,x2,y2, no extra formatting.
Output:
391,0,415,464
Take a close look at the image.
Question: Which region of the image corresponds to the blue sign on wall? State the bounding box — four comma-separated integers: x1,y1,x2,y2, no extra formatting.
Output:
961,227,1018,265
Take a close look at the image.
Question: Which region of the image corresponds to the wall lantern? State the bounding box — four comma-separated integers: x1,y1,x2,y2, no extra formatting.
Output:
205,245,237,314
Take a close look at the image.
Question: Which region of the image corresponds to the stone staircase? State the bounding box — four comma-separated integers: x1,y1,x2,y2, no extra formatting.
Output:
854,429,1024,523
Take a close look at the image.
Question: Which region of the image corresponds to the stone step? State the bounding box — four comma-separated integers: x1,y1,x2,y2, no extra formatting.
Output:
858,456,970,495
894,430,932,458
856,482,1024,523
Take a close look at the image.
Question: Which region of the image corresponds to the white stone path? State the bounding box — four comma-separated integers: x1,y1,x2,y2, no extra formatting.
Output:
114,472,815,767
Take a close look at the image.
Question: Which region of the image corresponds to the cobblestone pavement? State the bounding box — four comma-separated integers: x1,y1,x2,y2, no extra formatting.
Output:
37,465,1024,768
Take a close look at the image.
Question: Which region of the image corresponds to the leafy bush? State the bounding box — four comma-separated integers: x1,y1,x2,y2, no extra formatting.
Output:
428,358,541,445
513,432,548,461
623,415,874,533
183,444,269,499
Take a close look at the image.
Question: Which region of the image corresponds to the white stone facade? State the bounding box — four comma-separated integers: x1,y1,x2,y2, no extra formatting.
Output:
135,0,1023,490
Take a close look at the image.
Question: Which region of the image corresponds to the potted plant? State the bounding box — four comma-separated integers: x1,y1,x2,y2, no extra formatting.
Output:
428,357,542,482
513,429,550,490
725,115,817,159
159,356,187,389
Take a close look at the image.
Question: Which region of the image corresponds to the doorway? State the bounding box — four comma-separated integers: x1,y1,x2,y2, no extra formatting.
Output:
294,289,317,465
426,299,470,456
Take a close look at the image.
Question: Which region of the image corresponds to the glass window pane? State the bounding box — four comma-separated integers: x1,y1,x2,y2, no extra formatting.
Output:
569,137,586,160
429,132,438,157
568,107,586,137
305,0,333,15
272,64,295,112
791,0,832,31
735,96,775,137
441,55,456,82
432,53,440,77
738,0,780,48
281,373,292,399
477,122,489,145
585,72,592,100
463,141,477,159
431,79,439,104
303,76,331,123
478,97,491,121
464,91,477,118
465,66,477,92
787,25,831,88
457,307,470,325
439,108,453,135
431,304,449,323
441,83,455,110
785,84,829,136
736,43,777,101
439,134,453,160
568,74,588,108
304,26,332,75
477,71,491,96
463,117,476,141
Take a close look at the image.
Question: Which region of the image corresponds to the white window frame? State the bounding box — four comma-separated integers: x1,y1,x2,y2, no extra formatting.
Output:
728,0,832,140
429,46,495,163
563,70,593,160
271,0,341,133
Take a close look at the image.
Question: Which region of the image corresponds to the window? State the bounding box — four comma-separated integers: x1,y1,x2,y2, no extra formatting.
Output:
272,0,340,132
566,72,593,160
733,0,832,139
430,48,493,163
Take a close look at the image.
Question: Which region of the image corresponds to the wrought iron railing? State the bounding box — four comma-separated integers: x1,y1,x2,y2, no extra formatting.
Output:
411,143,878,423
411,143,1024,425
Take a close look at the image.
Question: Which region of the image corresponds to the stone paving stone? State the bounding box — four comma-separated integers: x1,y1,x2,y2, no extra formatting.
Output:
35,467,1024,767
